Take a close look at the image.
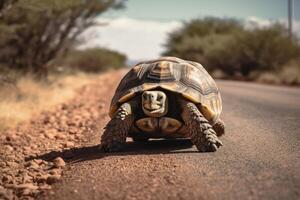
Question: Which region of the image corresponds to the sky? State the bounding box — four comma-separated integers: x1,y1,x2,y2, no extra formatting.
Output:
104,0,300,21
79,0,300,62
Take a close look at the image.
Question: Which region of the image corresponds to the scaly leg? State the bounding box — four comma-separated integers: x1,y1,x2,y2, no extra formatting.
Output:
100,102,134,152
212,119,225,137
180,99,223,152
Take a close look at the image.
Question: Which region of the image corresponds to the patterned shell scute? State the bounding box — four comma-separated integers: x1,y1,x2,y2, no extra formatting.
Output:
110,57,222,122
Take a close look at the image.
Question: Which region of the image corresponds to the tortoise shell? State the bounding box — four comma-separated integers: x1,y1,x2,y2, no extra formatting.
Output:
110,57,222,124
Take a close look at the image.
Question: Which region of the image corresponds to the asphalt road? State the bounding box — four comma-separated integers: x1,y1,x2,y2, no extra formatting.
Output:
43,78,300,200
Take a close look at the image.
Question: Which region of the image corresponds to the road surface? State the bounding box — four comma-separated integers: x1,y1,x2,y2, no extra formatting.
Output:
42,72,300,200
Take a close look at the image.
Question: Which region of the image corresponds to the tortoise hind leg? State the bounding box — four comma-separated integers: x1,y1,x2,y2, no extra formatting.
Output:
100,102,134,152
180,99,223,152
212,119,225,137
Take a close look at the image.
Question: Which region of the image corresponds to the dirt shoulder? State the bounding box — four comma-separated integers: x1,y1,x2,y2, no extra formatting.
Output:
0,70,125,199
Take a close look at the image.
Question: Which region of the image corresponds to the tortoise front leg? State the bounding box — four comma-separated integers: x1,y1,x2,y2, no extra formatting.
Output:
180,99,223,152
100,102,134,152
212,119,225,137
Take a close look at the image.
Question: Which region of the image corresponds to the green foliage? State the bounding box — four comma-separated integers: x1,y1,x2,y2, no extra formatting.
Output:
61,48,127,72
164,18,300,78
0,0,123,78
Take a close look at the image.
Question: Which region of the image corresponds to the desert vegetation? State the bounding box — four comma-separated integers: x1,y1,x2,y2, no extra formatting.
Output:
0,0,126,131
164,17,300,85
0,0,125,78
59,48,127,73
0,73,100,131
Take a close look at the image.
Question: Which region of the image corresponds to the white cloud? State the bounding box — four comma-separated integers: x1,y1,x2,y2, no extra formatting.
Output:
78,17,182,61
244,16,273,29
78,16,300,62
244,16,300,38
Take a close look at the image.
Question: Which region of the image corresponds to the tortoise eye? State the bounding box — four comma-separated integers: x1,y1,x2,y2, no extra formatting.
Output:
157,96,163,101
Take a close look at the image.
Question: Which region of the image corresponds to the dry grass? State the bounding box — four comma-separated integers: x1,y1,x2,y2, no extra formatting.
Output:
255,59,300,86
279,59,300,85
0,72,98,132
255,72,282,85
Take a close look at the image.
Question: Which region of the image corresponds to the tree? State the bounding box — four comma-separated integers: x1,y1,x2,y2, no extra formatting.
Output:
0,0,18,15
0,0,123,78
163,17,243,72
163,17,300,77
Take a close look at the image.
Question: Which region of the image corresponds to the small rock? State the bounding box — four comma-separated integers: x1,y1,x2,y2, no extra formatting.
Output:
6,134,18,142
44,116,56,124
68,128,78,135
63,141,74,148
2,174,13,183
22,174,33,183
60,104,68,110
5,161,18,168
55,133,66,140
0,162,6,168
14,183,38,190
53,157,66,168
46,175,61,184
44,132,55,139
36,175,49,183
0,187,14,200
26,161,39,170
49,168,62,175
3,145,14,152
23,146,31,151
31,144,38,150
33,159,43,165
39,184,52,190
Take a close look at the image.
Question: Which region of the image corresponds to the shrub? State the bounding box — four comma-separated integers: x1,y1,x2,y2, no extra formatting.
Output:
0,0,123,78
279,57,300,85
163,18,300,79
61,48,127,72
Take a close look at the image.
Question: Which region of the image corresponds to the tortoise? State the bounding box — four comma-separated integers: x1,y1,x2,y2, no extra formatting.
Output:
100,56,225,152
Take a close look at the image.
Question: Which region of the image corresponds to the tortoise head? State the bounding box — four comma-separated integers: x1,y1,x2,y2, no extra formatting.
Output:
142,91,168,117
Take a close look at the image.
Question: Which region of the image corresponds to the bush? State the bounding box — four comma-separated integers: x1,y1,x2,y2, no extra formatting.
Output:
279,57,300,85
234,25,300,76
0,0,123,78
163,18,300,80
61,48,127,72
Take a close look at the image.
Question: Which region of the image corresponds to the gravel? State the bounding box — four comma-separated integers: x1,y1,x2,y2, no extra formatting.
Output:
0,71,119,199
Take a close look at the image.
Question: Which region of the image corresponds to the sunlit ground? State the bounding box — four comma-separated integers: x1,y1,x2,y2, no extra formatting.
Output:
0,73,99,131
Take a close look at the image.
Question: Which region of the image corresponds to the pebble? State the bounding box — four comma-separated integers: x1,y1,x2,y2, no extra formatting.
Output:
2,175,13,183
46,175,61,184
3,145,14,152
39,184,52,190
36,175,49,183
68,128,78,135
22,174,33,183
49,168,62,175
63,141,75,148
55,133,67,140
53,157,66,168
44,132,55,139
13,183,38,190
26,161,39,170
33,159,43,165
0,73,113,199
6,134,18,142
5,161,18,168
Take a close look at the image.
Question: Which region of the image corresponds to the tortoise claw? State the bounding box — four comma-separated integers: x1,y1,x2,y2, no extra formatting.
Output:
210,144,218,152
